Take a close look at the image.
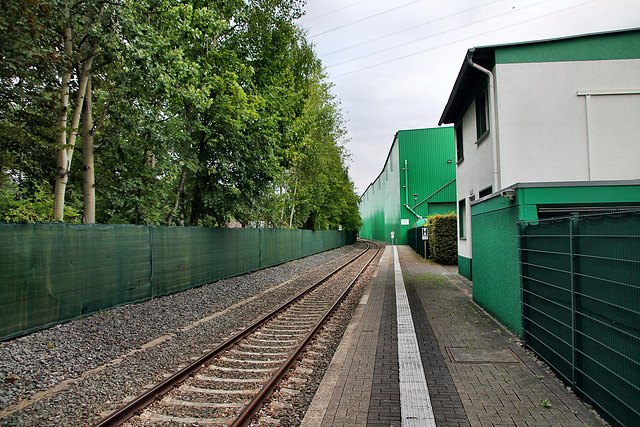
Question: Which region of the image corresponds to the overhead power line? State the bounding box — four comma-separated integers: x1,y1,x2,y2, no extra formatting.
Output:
298,0,373,25
321,0,503,58
329,0,601,78
309,0,425,38
328,0,548,68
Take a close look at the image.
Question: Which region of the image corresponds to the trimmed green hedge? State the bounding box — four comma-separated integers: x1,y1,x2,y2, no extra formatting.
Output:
428,213,458,265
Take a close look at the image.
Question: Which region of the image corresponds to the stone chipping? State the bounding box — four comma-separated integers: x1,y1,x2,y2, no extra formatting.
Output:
0,244,361,426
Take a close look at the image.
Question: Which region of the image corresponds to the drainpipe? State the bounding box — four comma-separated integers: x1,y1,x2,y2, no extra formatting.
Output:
404,204,421,219
402,159,422,219
403,159,409,207
468,52,500,191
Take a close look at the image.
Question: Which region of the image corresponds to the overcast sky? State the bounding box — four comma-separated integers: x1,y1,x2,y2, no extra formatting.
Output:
295,0,640,195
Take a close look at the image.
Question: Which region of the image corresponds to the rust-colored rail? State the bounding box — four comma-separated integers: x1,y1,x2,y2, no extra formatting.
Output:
94,241,377,426
231,240,379,426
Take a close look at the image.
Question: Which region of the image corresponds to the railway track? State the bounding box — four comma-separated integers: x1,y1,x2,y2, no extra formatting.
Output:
95,240,379,426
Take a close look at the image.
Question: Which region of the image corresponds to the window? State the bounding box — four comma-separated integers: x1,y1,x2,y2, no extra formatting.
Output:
479,186,492,198
455,122,464,163
458,199,466,239
476,90,489,140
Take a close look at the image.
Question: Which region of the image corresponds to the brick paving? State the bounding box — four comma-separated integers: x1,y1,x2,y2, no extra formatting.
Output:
301,244,394,427
368,247,400,426
302,244,607,426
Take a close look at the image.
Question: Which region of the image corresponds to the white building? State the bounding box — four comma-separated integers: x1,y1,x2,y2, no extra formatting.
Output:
439,28,640,281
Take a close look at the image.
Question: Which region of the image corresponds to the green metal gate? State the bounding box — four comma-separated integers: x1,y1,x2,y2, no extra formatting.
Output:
519,211,640,426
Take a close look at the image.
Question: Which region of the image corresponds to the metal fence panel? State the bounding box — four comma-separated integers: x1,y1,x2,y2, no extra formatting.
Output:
407,227,430,258
520,211,640,426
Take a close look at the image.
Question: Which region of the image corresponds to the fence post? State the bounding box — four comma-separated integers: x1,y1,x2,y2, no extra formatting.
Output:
518,221,524,343
569,213,578,389
149,225,154,299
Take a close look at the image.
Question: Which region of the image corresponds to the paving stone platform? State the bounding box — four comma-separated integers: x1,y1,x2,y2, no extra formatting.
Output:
301,244,607,426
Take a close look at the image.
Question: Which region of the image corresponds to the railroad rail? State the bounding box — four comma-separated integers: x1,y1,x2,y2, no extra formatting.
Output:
95,240,379,426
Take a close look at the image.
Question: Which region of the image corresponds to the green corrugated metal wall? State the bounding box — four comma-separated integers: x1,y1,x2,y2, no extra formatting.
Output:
384,141,401,243
359,127,456,245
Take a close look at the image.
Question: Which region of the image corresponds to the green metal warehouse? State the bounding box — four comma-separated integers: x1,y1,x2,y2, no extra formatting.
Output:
359,127,456,245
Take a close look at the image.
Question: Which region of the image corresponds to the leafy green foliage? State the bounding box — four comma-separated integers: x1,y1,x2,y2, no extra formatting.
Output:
428,213,458,265
0,0,361,231
0,182,79,223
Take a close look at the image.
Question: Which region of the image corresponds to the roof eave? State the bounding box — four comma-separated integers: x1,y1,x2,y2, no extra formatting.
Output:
438,50,473,126
439,48,495,125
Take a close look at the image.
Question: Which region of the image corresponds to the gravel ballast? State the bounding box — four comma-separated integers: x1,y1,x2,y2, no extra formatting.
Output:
0,244,363,426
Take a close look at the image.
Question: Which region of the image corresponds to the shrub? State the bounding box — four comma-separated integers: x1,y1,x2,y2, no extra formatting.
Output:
0,183,80,223
428,212,458,265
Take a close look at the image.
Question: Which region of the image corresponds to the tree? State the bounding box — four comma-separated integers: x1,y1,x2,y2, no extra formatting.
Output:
0,0,66,221
52,0,121,221
0,0,361,230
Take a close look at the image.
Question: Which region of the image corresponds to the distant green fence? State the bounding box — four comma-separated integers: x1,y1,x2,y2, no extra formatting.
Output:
0,223,356,341
407,227,430,258
519,211,640,426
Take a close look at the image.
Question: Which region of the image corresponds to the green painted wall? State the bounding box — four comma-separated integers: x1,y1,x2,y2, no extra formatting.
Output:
520,184,640,207
458,255,472,280
471,205,522,334
495,29,640,64
470,182,640,336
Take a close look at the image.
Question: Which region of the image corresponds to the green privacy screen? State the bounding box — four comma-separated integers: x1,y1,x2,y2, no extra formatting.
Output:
0,223,356,341
520,211,640,426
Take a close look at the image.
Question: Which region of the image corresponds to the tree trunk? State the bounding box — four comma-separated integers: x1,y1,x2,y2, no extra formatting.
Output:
189,195,201,226
82,77,95,223
279,169,286,222
53,50,95,221
288,183,297,228
52,25,73,221
167,167,187,225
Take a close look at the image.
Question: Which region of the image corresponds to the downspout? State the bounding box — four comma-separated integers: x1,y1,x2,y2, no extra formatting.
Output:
468,52,500,191
404,204,420,219
403,159,409,208
402,159,422,219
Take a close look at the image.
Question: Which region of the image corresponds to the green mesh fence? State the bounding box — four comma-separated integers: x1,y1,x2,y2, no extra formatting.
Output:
407,227,430,259
150,227,261,296
0,223,356,341
259,229,302,267
519,211,640,426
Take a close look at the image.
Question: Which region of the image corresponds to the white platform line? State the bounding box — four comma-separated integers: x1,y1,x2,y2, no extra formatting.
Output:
394,246,436,427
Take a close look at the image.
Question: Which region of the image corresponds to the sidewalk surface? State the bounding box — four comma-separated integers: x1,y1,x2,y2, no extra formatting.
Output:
301,244,606,426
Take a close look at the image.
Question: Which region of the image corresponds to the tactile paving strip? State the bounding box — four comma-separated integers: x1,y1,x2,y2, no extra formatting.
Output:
394,247,436,427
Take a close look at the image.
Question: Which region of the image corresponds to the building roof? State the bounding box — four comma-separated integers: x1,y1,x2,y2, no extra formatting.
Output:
438,27,640,126
437,47,494,126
